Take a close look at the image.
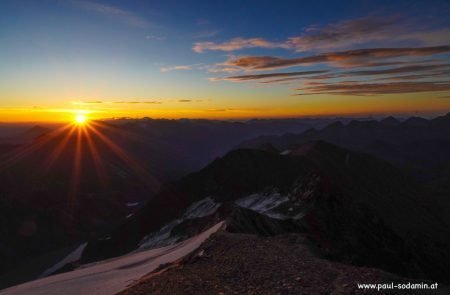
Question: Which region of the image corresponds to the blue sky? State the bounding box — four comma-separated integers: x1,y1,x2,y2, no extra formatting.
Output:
1,0,450,121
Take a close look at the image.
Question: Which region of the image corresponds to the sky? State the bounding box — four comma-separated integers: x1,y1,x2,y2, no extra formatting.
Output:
1,0,450,122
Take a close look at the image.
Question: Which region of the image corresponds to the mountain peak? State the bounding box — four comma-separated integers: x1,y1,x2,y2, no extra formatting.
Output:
381,116,400,126
431,112,450,124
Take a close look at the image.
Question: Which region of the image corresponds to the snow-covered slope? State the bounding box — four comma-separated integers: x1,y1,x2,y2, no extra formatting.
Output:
0,222,224,295
38,243,88,278
138,197,221,249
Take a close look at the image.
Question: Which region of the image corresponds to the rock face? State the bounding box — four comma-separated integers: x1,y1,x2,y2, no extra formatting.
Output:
82,141,450,284
81,148,314,261
119,231,448,295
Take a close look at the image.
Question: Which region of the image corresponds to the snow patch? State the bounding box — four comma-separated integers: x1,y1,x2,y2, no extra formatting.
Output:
39,243,88,278
183,197,221,219
280,150,291,155
236,192,290,219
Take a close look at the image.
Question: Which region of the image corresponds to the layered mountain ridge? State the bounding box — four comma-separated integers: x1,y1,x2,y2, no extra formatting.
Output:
0,117,349,288
238,113,450,182
82,140,450,284
1,116,449,292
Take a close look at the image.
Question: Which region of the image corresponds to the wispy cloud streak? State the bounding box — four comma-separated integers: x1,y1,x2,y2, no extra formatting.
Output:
295,81,450,96
193,16,450,53
160,65,193,72
210,70,328,82
77,1,150,28
221,46,450,71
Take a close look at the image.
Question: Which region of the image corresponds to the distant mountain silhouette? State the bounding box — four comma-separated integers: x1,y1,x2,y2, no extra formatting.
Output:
21,125,51,140
0,125,51,146
380,116,401,126
238,113,450,182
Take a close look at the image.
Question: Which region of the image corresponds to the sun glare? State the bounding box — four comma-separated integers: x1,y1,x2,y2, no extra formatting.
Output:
75,113,88,125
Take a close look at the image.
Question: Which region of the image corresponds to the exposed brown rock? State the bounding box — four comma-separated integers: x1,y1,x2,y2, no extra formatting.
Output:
119,232,406,295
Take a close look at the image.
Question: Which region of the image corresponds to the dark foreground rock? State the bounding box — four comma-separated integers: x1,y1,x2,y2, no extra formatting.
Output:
118,231,447,295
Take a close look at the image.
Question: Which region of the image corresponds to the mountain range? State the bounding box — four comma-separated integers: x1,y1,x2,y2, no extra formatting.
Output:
239,113,450,182
82,140,450,286
0,115,449,293
0,117,345,288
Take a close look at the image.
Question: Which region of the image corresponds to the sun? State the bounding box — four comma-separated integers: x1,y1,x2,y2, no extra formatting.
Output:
75,113,88,125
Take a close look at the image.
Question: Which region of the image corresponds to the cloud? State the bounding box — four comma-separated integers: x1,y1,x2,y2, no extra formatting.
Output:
221,46,450,71
210,70,328,82
103,100,201,104
194,16,450,97
207,66,241,73
346,63,450,76
77,1,150,28
206,108,235,112
258,77,310,84
375,69,450,81
205,108,262,113
145,34,164,41
112,101,162,104
193,38,290,53
300,63,450,81
160,63,207,72
192,16,450,53
71,100,104,105
213,56,450,95
398,28,450,47
285,16,399,52
295,81,450,96
160,65,192,72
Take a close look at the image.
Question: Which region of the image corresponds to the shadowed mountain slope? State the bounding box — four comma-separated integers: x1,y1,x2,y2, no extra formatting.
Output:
82,141,450,283
0,117,341,288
